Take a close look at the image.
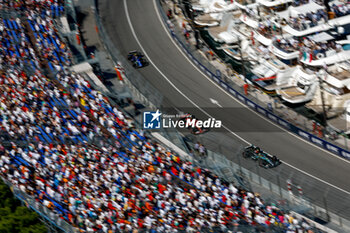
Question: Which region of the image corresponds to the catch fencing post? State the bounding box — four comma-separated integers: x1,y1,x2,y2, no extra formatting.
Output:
287,179,292,195
249,169,253,182
297,185,303,196
323,195,330,222
297,185,305,205
343,134,349,150
237,148,243,174
256,162,262,185
277,175,283,198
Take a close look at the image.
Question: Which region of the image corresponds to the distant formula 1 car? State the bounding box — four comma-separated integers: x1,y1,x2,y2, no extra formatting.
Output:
180,114,210,135
242,145,281,168
127,50,149,68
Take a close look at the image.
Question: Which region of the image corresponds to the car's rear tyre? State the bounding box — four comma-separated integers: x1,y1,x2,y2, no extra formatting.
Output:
242,151,250,158
259,159,266,168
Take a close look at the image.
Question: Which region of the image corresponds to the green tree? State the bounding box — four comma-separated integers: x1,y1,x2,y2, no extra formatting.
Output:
0,180,47,233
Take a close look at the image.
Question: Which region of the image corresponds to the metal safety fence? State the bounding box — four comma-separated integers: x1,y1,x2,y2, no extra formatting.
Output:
1,178,76,233
183,136,344,232
183,130,350,232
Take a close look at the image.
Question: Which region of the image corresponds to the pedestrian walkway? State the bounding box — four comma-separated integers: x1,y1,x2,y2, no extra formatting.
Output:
75,0,146,115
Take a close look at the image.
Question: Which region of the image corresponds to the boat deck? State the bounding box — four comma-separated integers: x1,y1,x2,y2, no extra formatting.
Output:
279,86,306,98
194,14,219,24
213,2,224,9
236,0,255,5
329,69,350,81
195,14,216,21
223,48,249,59
208,24,229,39
264,83,279,91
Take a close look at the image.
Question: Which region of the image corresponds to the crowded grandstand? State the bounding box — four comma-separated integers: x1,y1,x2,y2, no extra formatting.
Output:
0,0,333,232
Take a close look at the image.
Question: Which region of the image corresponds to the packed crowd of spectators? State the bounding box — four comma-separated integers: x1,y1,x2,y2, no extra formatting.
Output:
273,36,342,61
27,7,72,69
242,0,350,33
287,8,328,31
330,2,350,17
257,19,281,38
0,0,64,15
286,1,350,31
242,0,318,21
292,0,314,7
300,38,342,60
273,37,300,52
0,0,318,232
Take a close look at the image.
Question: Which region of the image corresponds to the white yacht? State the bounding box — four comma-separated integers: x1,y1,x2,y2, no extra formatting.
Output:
300,32,350,67
268,37,300,65
207,13,242,43
276,65,318,103
205,1,291,88
194,13,222,27
270,30,350,104
307,63,350,117
193,0,237,26
250,56,288,90
193,0,237,13
281,3,350,37
239,0,292,28
237,0,290,49
256,0,293,8
221,38,258,63
270,27,350,66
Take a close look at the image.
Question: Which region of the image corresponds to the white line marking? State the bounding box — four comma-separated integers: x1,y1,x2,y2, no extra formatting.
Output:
124,0,249,140
209,98,222,107
124,0,350,195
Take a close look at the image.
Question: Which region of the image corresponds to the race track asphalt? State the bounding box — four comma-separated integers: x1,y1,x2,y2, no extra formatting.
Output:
99,0,350,221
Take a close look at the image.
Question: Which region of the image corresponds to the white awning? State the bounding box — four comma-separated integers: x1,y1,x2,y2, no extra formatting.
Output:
277,2,325,19
291,1,324,15
257,0,293,7
308,32,334,42
336,40,350,45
